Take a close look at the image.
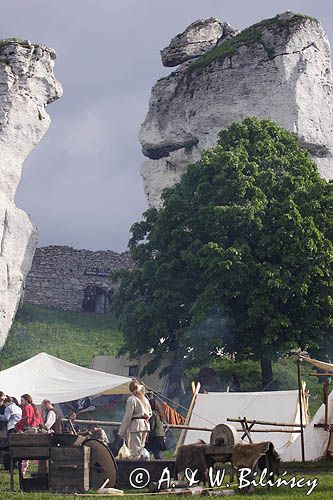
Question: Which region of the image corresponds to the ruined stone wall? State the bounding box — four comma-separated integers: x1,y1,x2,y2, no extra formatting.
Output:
24,246,133,311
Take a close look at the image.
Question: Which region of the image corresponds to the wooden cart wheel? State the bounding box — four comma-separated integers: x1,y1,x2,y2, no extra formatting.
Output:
210,423,241,446
83,438,118,489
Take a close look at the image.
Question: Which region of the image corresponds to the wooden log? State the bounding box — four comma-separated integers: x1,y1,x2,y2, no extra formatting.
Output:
74,488,234,497
227,418,305,428
235,428,301,433
149,480,188,492
202,491,235,497
61,418,213,433
160,486,205,495
242,418,253,443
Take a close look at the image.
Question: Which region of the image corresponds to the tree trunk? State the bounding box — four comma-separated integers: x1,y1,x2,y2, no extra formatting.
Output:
260,357,273,388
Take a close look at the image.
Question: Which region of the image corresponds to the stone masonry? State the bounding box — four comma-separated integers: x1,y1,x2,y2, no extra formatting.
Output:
24,246,133,312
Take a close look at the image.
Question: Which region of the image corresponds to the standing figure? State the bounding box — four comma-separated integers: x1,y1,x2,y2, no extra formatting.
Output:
15,394,42,431
40,400,63,433
118,380,151,459
147,399,166,459
0,392,7,433
0,396,22,431
15,394,42,478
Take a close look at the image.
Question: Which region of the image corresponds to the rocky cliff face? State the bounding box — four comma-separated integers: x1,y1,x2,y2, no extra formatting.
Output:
140,12,333,207
0,39,62,347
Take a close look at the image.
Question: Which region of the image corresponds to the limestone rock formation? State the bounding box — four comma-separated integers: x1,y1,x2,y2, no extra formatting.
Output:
161,18,238,67
140,12,333,207
0,39,62,347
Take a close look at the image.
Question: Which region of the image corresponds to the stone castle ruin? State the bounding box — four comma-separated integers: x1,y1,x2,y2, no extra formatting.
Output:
24,246,133,313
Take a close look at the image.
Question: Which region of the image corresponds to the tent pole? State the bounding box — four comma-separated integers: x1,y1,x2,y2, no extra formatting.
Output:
297,358,305,462
324,380,329,427
173,381,201,457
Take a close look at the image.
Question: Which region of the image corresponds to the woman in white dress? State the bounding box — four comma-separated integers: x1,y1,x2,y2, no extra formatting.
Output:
119,380,152,459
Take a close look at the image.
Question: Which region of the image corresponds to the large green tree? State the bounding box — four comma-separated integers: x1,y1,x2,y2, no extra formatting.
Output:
113,118,333,386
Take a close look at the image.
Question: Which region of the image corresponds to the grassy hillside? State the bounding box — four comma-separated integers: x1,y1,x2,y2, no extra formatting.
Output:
0,304,325,416
0,303,123,369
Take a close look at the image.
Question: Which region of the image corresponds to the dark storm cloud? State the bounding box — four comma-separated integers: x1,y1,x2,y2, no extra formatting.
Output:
1,0,332,251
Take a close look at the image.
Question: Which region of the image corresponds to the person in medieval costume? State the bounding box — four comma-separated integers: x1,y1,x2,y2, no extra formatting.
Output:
118,380,151,459
40,400,63,433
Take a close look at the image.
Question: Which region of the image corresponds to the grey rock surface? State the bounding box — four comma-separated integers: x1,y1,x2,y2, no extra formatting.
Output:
161,17,237,67
140,13,333,207
0,39,62,347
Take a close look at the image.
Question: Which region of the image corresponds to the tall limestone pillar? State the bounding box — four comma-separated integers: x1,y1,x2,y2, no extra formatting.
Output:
0,40,62,347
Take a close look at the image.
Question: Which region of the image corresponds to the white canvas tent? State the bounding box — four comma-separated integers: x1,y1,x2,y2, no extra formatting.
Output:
0,352,131,404
281,390,333,461
184,390,306,460
280,355,333,461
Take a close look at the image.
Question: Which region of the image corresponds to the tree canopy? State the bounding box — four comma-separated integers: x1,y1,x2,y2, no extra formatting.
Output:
113,118,333,384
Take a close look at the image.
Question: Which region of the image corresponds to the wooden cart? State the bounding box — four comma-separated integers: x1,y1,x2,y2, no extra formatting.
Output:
7,434,96,493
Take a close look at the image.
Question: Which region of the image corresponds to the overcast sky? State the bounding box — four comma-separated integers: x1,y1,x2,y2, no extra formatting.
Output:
1,1,332,252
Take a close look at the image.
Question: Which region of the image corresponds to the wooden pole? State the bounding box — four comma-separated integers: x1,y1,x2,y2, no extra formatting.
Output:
9,456,14,492
60,418,299,434
297,358,305,462
236,428,302,433
324,380,329,426
227,418,305,428
174,381,201,457
242,417,253,443
61,418,213,433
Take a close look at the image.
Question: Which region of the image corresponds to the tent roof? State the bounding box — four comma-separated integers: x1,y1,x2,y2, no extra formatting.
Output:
0,353,131,404
185,390,303,457
299,355,333,372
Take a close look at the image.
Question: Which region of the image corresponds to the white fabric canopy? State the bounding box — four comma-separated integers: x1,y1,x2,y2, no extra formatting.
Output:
281,390,333,461
0,352,131,404
185,391,303,459
299,355,333,373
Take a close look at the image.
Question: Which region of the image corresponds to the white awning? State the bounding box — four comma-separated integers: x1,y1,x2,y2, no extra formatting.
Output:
299,355,333,373
0,352,131,404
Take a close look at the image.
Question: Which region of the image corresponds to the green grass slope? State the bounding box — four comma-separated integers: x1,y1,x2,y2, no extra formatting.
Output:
0,304,123,369
0,304,325,417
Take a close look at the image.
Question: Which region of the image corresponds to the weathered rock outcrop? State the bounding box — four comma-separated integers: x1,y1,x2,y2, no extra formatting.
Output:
0,39,62,347
161,18,238,67
140,12,333,207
